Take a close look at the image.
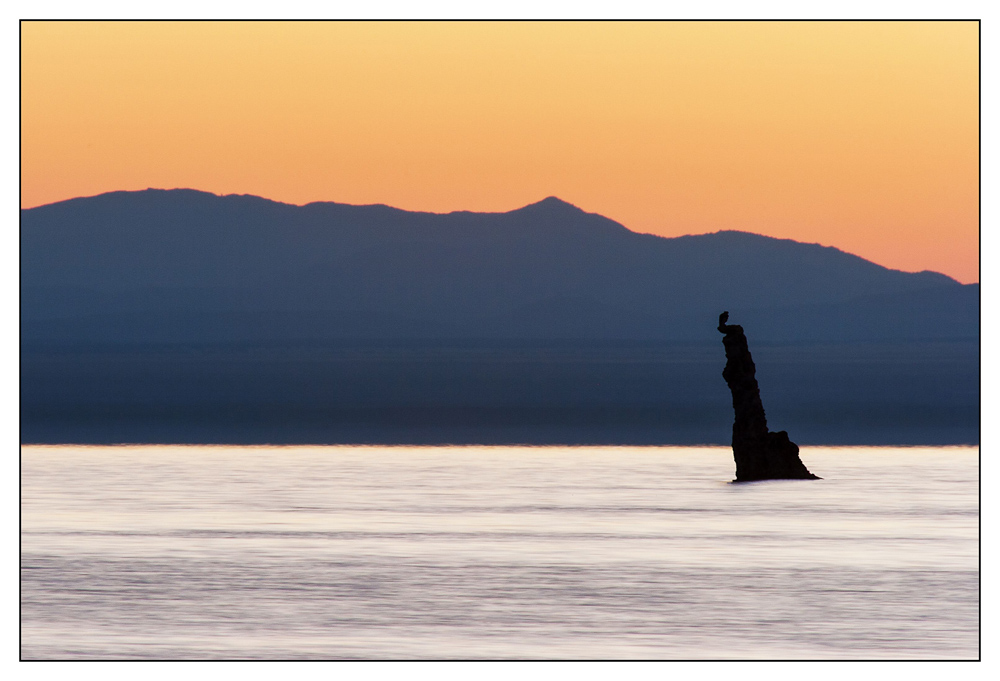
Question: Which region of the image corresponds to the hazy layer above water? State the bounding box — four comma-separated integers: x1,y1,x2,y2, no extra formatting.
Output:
21,341,979,445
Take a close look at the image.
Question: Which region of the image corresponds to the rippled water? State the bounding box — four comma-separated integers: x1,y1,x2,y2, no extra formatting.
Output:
20,445,978,659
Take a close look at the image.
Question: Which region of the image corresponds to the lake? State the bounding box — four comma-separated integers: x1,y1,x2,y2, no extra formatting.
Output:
20,444,979,659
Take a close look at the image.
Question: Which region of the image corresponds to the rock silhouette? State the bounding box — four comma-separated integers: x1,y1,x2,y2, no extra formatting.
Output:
718,312,820,482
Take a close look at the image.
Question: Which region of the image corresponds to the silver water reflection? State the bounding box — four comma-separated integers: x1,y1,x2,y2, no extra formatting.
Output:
21,445,978,659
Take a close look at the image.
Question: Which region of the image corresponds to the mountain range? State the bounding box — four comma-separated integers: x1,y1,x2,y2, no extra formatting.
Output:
21,189,978,445
21,189,978,344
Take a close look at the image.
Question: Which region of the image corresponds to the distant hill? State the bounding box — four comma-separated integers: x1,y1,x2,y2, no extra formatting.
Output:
21,189,978,344
21,190,979,445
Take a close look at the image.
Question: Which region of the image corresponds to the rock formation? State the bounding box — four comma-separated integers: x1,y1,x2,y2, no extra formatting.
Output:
718,311,819,482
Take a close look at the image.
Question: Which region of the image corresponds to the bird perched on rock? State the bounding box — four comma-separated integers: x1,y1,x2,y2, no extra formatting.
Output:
719,311,729,326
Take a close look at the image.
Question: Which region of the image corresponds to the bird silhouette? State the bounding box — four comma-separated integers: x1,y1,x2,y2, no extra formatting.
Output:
719,311,729,326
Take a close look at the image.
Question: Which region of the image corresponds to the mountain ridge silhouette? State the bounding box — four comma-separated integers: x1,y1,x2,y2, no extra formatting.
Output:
22,188,975,344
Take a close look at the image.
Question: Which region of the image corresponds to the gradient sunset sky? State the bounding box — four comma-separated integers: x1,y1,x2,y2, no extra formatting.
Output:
21,21,979,283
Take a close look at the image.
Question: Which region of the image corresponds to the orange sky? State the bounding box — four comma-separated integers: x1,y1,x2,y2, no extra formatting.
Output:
20,21,979,283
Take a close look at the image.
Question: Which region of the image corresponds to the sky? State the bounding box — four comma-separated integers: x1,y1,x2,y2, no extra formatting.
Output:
20,20,979,283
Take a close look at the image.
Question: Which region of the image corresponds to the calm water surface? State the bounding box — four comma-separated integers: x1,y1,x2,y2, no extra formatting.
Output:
21,445,978,659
